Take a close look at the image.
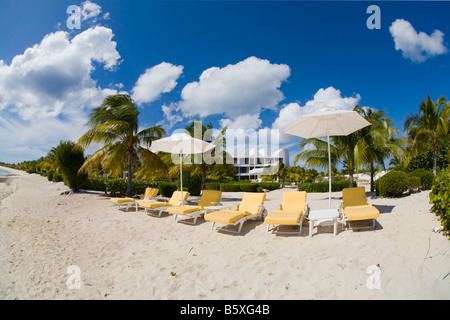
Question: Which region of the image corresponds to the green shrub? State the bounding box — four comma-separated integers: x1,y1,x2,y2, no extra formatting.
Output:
408,169,435,190
158,182,178,197
258,182,280,190
52,173,64,182
406,176,421,191
185,175,202,196
52,140,87,192
47,172,54,181
376,171,408,197
297,180,356,193
429,168,450,238
205,182,220,190
83,177,107,192
132,179,158,195
105,178,127,194
220,183,242,192
239,183,258,192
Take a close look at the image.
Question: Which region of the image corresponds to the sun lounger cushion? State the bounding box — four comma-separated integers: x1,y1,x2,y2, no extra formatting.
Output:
139,191,189,208
110,197,135,204
343,205,379,221
237,193,266,214
143,188,158,199
342,187,368,208
197,190,222,207
264,210,303,225
204,210,246,224
167,205,202,215
280,191,307,212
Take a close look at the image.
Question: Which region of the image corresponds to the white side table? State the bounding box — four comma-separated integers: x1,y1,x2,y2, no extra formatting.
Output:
308,209,340,237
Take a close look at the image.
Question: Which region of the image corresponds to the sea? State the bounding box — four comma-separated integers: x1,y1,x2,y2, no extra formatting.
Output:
0,167,11,178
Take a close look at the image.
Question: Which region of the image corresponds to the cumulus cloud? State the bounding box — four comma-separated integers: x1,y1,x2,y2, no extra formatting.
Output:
157,103,184,129
389,19,447,62
131,62,183,106
272,87,361,143
0,26,121,121
178,56,290,119
0,26,121,162
81,1,102,21
219,114,263,131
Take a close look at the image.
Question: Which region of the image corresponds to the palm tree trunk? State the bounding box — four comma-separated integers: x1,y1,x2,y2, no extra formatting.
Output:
127,151,133,197
433,146,437,176
370,162,375,192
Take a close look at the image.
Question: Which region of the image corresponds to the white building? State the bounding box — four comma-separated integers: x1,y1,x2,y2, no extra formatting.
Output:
232,148,289,181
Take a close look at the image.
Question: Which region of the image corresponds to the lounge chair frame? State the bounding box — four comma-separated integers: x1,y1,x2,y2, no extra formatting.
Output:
209,204,266,234
172,202,223,225
266,203,310,235
338,201,377,231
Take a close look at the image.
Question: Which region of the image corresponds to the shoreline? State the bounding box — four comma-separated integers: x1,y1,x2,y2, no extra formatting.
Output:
0,166,449,299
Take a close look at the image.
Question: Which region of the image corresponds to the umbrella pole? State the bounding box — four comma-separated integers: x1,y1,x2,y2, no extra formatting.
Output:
180,154,183,205
327,133,331,210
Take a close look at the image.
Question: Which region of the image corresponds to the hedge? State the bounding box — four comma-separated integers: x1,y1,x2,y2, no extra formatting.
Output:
298,180,356,193
408,169,435,190
158,182,177,197
220,183,242,192
376,171,408,197
429,168,450,238
205,182,220,190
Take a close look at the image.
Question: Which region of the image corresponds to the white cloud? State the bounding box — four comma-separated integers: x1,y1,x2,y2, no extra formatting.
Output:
0,26,121,121
272,87,361,143
178,56,290,119
0,112,89,163
131,62,183,106
219,114,263,131
157,103,184,129
81,1,102,22
0,26,121,162
389,19,447,62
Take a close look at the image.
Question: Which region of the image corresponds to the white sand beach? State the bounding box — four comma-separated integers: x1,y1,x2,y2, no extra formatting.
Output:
0,166,449,300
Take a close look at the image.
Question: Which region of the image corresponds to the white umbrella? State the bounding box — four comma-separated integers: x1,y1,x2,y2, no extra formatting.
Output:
150,133,215,204
282,108,371,208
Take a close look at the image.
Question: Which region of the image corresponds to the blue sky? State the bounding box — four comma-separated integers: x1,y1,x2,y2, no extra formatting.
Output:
0,0,449,165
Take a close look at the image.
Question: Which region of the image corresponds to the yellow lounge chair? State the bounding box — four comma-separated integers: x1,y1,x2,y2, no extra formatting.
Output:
110,197,136,211
166,190,222,225
110,187,159,212
264,191,309,235
204,192,266,234
339,187,380,230
134,187,159,211
138,191,189,217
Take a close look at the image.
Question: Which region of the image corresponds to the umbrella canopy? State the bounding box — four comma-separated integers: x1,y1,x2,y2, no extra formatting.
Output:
150,133,215,204
282,108,371,208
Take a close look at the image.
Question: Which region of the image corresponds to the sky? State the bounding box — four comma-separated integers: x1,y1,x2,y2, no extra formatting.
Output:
0,0,449,166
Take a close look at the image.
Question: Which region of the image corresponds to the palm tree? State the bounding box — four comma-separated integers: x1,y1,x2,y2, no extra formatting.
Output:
355,106,407,191
404,96,449,175
51,140,86,192
295,106,406,188
184,120,214,190
77,94,166,196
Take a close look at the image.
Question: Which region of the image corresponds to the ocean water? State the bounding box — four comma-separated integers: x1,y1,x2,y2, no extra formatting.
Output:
0,167,11,176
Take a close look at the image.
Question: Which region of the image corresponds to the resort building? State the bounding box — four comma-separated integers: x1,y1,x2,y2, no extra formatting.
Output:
231,148,289,181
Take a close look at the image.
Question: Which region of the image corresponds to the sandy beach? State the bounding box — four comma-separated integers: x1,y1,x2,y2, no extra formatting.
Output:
0,166,449,300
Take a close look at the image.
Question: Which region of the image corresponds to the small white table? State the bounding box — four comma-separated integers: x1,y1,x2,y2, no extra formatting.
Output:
308,209,340,237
